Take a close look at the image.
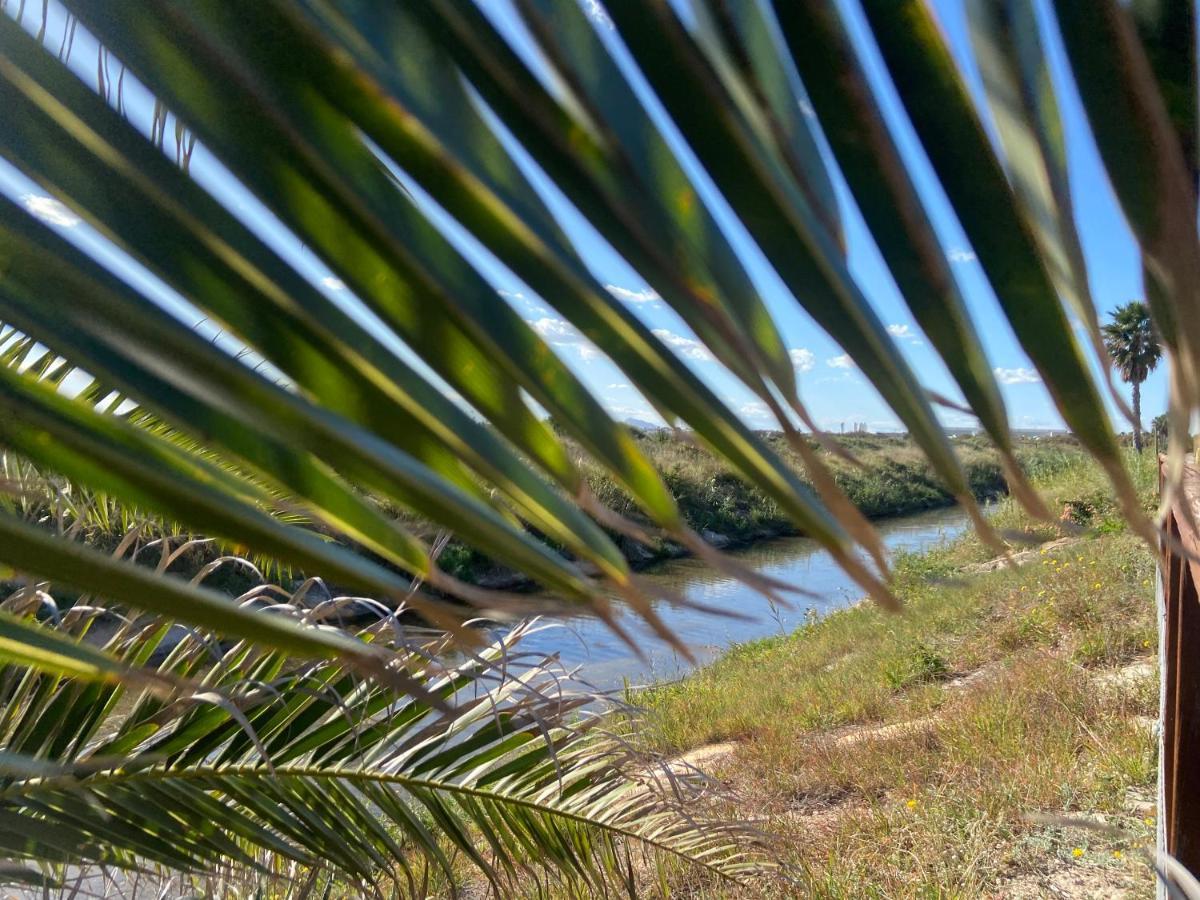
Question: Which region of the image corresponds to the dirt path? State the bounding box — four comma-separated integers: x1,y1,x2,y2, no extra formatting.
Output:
961,536,1082,575
665,653,1159,897
992,865,1146,899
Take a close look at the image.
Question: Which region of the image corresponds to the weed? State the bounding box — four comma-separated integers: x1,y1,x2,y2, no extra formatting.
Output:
882,642,950,689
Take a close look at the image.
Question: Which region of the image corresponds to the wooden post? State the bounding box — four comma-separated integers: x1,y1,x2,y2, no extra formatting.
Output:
1159,456,1200,874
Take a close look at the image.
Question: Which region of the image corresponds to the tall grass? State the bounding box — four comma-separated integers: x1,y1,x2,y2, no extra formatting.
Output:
0,450,297,592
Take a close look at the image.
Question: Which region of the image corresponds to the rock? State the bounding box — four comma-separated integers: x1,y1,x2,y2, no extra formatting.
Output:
474,570,536,592
305,596,394,624
147,623,197,665
669,741,739,773
700,529,731,549
619,537,657,565
1091,657,1156,692
831,715,938,748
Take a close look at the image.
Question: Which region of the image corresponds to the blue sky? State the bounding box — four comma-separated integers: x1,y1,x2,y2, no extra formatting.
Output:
1,0,1164,434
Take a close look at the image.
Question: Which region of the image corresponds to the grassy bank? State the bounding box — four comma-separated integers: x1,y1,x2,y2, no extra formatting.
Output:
445,431,1085,584
633,451,1160,897
590,431,1018,533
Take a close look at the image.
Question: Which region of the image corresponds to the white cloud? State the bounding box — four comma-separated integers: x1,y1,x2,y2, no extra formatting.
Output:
21,194,80,228
887,323,923,346
529,316,578,341
827,354,854,369
606,382,631,390
605,283,660,304
528,316,602,363
788,347,816,372
948,248,977,264
739,400,773,420
583,0,614,28
321,276,346,292
501,289,548,316
798,98,816,119
652,328,714,362
993,366,1041,385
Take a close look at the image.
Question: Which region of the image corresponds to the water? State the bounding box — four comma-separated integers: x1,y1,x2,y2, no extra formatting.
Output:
513,505,972,692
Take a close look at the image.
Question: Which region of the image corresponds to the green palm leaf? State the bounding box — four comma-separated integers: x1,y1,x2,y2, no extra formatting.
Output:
0,613,768,893
768,0,1042,517
966,0,1135,434
857,0,1152,538
1048,0,1200,504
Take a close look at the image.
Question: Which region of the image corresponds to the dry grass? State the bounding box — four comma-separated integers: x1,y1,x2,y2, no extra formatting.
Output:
627,452,1160,898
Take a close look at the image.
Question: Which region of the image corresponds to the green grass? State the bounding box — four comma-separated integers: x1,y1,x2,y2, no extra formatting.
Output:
6,442,1160,897
630,450,1159,897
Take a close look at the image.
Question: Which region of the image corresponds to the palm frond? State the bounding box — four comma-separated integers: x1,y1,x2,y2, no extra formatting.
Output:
0,0,1187,627
0,607,767,895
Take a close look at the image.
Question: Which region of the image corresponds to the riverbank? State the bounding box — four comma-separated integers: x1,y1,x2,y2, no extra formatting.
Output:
442,432,1085,587
631,451,1160,897
513,504,975,690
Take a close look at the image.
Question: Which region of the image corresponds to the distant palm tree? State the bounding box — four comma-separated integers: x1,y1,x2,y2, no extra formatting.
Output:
1102,302,1162,452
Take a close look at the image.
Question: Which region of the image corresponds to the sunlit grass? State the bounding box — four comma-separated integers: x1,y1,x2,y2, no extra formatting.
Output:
632,452,1159,897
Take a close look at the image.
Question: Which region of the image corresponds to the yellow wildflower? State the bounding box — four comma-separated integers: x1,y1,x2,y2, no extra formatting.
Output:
1093,583,1102,589
1145,817,1155,826
1112,850,1123,860
1072,847,1084,858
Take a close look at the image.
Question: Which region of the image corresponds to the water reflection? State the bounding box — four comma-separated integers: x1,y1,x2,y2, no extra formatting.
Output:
510,505,972,692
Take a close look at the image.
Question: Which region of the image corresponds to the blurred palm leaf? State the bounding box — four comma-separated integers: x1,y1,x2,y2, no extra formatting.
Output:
0,0,1197,889
0,0,1168,628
